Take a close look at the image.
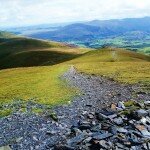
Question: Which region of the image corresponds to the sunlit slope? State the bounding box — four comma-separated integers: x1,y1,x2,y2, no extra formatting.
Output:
70,48,150,85
0,64,76,106
0,31,16,39
71,48,150,63
0,37,88,69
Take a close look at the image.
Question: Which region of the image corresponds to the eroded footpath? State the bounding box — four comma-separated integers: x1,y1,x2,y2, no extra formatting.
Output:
0,67,150,150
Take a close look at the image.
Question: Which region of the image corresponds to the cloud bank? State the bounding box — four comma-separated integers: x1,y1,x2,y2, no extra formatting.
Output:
0,0,150,27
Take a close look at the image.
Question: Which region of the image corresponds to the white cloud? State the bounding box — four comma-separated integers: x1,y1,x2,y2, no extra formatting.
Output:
0,0,150,27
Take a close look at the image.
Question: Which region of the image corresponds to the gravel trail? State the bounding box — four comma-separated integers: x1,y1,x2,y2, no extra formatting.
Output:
0,67,149,150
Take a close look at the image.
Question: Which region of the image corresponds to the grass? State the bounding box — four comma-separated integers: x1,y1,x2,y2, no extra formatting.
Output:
70,35,150,55
69,48,150,86
73,62,150,85
0,64,77,106
138,47,150,55
0,37,88,69
0,50,80,69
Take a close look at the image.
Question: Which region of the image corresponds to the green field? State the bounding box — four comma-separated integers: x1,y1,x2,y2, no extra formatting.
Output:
68,34,150,55
0,35,150,117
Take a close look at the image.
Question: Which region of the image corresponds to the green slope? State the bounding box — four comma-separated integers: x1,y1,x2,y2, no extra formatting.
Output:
71,48,150,63
0,37,88,69
69,48,150,85
0,31,17,43
0,31,16,39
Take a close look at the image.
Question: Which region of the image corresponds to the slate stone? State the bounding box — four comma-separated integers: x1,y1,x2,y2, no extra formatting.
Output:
91,124,101,132
79,124,91,130
118,102,125,109
92,132,113,140
136,109,148,118
95,112,108,121
99,140,110,149
144,101,150,106
67,134,85,146
113,117,124,125
117,128,128,133
109,126,117,135
141,130,150,138
99,109,115,116
54,145,74,150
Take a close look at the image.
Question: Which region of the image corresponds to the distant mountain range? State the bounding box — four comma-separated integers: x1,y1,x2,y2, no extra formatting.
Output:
2,17,150,55
25,17,150,41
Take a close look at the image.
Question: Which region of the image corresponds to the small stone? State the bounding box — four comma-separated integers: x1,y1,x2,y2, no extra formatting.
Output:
71,127,82,135
116,143,126,149
96,112,108,121
144,101,150,106
107,114,117,119
92,121,96,125
67,134,85,146
118,102,125,109
141,130,150,138
87,114,94,119
141,117,147,124
46,130,57,135
116,107,123,111
79,124,91,130
99,140,109,149
54,145,74,150
109,126,117,135
83,137,92,143
78,121,91,130
143,143,148,149
33,136,38,141
117,128,128,133
124,141,132,146
130,146,137,150
136,109,148,118
99,110,115,116
82,111,88,115
111,103,117,111
91,124,101,132
49,112,58,122
113,117,124,125
92,132,113,140
135,125,145,131
16,137,23,143
86,104,92,107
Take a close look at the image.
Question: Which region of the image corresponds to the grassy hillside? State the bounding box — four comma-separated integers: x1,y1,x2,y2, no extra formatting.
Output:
0,31,16,39
0,37,88,69
0,31,17,43
0,36,150,117
70,48,150,85
71,48,150,62
0,64,76,105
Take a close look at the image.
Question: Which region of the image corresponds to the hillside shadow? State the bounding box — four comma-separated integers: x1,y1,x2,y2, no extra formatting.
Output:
0,50,80,70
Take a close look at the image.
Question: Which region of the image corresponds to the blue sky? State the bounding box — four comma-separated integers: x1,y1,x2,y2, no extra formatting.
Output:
0,0,150,27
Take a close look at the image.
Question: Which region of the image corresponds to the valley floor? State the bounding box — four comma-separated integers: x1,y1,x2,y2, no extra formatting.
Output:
0,67,150,149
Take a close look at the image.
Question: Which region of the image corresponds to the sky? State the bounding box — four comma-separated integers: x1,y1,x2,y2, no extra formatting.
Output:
0,0,150,28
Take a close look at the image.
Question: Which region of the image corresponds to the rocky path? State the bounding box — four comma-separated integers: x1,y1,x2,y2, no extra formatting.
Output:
0,67,150,150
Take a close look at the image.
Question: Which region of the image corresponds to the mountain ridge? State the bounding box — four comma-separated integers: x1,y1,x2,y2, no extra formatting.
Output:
27,17,150,41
